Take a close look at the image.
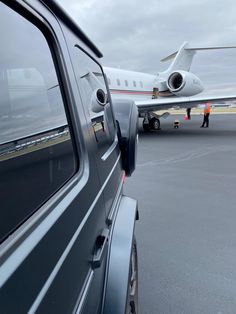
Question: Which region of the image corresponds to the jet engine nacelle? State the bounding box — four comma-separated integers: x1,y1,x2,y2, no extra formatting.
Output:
167,70,204,96
90,88,107,113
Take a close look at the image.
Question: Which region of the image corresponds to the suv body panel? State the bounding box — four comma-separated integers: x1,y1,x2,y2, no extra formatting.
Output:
0,1,138,313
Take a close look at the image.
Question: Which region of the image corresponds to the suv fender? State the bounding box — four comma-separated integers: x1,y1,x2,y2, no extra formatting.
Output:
103,196,138,314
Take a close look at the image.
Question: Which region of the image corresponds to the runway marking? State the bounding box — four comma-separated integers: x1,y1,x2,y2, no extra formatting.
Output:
137,145,236,167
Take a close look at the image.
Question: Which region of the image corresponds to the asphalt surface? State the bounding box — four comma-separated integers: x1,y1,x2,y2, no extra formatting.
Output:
124,114,236,314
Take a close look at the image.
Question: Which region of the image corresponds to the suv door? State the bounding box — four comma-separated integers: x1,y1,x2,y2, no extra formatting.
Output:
69,45,124,221
0,2,108,313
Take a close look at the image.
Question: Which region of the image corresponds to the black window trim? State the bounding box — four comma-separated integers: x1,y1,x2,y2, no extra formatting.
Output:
41,0,103,58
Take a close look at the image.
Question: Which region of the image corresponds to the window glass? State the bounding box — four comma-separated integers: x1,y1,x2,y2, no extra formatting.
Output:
107,77,111,85
116,79,120,86
125,80,128,87
74,46,116,157
140,81,143,88
0,3,76,243
133,80,136,87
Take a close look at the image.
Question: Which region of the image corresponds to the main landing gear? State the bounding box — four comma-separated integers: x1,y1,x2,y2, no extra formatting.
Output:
142,115,161,131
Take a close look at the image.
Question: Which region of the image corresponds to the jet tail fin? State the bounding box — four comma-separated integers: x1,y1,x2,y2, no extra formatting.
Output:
160,42,236,74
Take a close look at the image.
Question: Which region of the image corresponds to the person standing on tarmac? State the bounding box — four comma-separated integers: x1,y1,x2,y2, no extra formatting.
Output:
186,108,191,120
201,102,211,128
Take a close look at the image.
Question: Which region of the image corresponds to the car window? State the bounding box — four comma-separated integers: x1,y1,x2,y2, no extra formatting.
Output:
0,3,76,243
74,46,116,157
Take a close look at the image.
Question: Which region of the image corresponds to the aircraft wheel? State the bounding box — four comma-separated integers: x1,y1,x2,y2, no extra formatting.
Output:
150,117,160,130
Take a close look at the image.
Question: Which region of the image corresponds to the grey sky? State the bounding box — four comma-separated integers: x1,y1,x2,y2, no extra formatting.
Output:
57,0,236,94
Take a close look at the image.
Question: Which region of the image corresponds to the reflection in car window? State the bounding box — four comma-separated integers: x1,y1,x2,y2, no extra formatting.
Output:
1,67,67,144
74,46,116,157
0,3,76,243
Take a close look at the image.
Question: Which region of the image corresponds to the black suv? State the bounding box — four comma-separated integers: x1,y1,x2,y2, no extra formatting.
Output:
0,1,138,313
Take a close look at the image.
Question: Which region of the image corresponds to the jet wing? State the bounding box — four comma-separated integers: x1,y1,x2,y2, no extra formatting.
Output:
135,95,236,113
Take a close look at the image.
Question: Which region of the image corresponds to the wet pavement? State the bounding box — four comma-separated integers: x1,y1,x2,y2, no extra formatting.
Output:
125,114,236,314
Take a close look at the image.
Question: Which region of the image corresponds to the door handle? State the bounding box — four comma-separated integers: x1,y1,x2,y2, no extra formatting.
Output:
92,228,109,269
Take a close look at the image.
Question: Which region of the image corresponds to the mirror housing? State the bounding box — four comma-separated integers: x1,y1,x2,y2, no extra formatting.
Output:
112,99,138,176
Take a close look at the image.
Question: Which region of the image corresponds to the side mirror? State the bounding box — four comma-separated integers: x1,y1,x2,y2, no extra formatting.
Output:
112,99,138,176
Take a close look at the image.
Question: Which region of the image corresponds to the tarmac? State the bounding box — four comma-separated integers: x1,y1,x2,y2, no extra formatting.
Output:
125,113,236,314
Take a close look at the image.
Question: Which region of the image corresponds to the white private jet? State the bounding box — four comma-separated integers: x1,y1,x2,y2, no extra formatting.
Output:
104,42,236,131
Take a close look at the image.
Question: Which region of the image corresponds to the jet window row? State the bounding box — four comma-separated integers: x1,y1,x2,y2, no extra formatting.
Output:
107,77,143,89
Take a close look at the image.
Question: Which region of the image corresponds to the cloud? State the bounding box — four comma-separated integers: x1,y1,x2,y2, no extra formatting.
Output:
57,0,236,93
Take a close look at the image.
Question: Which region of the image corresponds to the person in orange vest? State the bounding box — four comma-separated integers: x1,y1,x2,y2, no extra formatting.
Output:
201,102,211,128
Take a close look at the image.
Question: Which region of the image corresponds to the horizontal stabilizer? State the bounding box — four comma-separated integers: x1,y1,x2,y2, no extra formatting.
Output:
186,45,236,51
161,42,236,63
161,51,178,62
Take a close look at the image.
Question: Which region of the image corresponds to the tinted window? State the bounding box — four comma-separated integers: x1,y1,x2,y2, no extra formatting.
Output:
125,80,128,87
0,3,76,242
133,80,136,87
74,46,116,157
